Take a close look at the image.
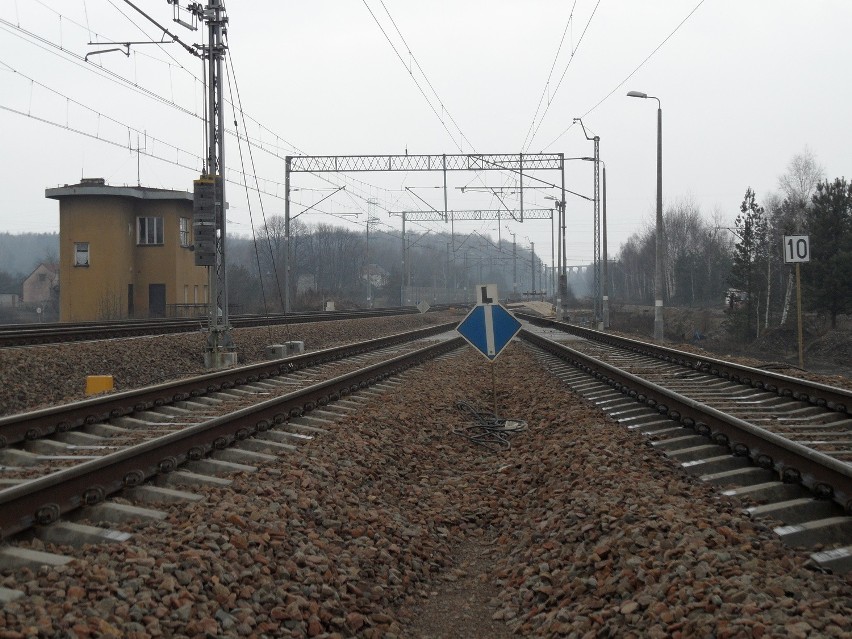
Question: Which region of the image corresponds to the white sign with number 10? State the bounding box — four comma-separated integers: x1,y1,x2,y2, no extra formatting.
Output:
783,235,810,263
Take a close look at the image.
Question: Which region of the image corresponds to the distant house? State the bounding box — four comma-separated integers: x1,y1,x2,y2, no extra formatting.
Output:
362,264,390,288
46,178,208,321
0,294,18,308
22,263,59,307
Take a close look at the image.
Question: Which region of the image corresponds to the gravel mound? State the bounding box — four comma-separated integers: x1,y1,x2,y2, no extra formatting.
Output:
1,343,849,637
0,313,458,417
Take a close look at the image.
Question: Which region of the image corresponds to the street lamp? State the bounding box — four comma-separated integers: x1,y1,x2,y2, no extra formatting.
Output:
627,90,664,341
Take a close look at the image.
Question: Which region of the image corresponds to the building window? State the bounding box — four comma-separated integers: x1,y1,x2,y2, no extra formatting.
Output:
137,217,164,245
74,242,89,266
179,217,190,247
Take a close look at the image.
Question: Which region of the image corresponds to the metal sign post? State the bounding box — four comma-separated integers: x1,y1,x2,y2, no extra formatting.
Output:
783,235,810,368
457,285,522,417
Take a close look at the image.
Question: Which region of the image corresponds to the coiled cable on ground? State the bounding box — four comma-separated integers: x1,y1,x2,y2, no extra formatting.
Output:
452,400,527,452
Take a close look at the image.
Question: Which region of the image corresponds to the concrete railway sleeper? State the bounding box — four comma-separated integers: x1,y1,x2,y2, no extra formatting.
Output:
519,326,852,574
0,336,465,552
0,322,456,448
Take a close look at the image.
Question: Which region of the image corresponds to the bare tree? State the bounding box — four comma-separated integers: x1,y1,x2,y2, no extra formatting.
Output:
778,148,824,209
776,149,825,324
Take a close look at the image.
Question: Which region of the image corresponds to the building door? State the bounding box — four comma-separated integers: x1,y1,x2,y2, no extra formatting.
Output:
148,283,166,317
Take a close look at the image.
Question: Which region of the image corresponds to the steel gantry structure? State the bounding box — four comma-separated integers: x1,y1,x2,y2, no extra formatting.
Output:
284,153,569,314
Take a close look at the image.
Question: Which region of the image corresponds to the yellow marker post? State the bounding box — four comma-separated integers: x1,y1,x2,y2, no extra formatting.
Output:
85,375,114,396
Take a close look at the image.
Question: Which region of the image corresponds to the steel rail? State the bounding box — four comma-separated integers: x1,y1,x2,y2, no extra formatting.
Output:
517,313,852,414
0,307,434,348
0,336,465,540
520,328,852,513
0,322,457,445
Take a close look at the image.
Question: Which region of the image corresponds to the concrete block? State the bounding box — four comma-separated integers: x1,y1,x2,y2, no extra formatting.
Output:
85,375,114,396
34,521,131,547
212,448,277,464
184,458,256,476
75,502,167,524
154,470,232,489
0,547,72,570
124,485,204,504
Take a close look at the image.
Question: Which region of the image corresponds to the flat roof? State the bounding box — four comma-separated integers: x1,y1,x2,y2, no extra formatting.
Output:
46,183,193,202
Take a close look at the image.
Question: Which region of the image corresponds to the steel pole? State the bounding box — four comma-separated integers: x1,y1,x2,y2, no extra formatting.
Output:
602,164,610,329
284,157,291,313
654,104,664,341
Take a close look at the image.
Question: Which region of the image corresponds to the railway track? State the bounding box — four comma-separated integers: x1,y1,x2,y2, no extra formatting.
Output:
0,323,460,546
0,306,454,348
518,315,852,573
1,311,848,632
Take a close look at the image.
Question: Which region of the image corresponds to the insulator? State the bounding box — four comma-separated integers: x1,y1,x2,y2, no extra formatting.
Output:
681,417,695,428
712,433,729,447
235,429,250,440
213,437,228,450
696,423,711,436
188,447,204,460
159,457,177,472
733,443,749,457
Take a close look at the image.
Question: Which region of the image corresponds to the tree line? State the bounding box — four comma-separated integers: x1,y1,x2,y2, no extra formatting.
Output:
0,151,848,339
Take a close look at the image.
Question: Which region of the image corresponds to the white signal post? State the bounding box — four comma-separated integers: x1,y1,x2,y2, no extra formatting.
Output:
783,236,810,367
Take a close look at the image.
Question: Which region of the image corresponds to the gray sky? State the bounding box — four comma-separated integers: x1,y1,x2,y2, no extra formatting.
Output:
1,1,850,272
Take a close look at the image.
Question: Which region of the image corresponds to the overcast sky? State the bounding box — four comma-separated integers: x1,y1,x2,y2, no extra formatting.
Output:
1,1,850,272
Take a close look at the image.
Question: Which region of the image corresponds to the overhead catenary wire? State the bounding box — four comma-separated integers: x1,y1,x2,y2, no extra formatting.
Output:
541,0,707,152
523,0,602,153
520,0,578,152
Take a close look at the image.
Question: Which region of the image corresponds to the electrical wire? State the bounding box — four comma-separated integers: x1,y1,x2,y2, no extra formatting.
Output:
541,0,707,152
452,400,527,452
520,0,578,152
524,0,602,153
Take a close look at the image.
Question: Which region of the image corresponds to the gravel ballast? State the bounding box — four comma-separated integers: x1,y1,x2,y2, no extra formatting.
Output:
0,313,458,417
1,341,850,637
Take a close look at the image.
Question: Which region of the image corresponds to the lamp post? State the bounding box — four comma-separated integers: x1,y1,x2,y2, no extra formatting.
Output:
627,90,664,341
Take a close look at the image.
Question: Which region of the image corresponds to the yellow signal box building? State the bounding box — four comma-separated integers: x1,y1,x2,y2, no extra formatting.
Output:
46,178,209,322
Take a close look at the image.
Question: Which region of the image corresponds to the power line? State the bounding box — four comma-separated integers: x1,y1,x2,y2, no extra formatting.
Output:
524,0,602,152
520,0,578,152
360,0,469,154
542,0,707,152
